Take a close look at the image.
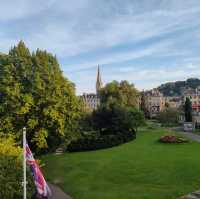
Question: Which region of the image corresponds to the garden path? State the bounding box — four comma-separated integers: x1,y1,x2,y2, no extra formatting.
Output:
171,127,200,142
48,183,72,199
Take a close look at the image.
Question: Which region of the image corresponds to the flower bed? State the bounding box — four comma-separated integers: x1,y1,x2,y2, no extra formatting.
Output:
159,135,188,143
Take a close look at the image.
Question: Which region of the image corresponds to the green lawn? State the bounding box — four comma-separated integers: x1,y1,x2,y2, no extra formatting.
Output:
42,127,200,199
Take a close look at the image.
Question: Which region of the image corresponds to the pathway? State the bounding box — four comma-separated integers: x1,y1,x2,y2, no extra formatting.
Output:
48,183,72,199
171,127,200,142
180,190,200,199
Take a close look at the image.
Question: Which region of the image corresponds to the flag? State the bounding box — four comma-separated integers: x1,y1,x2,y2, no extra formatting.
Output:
26,143,52,197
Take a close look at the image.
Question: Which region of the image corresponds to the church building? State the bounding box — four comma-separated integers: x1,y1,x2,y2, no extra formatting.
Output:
82,66,103,111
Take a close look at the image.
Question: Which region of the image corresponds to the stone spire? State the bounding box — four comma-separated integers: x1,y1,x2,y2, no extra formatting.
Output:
96,65,103,94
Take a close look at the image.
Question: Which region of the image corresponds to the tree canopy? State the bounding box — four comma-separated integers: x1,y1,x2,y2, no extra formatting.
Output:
140,91,149,118
92,104,144,134
0,41,81,152
99,80,139,108
184,97,192,122
157,78,200,96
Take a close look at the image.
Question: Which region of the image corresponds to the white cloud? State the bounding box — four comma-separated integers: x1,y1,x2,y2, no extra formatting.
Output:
64,38,186,72
0,0,55,21
0,0,200,94
104,64,200,90
74,61,200,95
1,0,199,57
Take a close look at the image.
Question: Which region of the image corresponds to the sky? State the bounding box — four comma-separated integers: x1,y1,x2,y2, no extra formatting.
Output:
0,0,200,95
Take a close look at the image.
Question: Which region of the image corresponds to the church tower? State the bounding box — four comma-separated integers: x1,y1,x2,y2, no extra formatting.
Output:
96,65,103,94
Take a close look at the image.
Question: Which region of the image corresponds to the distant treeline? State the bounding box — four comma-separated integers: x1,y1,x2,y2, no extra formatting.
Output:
157,78,200,96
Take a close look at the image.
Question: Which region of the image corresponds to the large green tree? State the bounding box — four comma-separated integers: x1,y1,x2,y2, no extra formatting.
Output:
184,97,192,122
0,41,81,152
99,80,139,108
140,91,149,118
92,104,144,134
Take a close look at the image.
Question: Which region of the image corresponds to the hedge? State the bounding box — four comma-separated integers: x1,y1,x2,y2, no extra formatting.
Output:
67,131,136,152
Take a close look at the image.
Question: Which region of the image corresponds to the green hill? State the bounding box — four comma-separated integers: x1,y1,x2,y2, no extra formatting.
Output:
157,78,200,96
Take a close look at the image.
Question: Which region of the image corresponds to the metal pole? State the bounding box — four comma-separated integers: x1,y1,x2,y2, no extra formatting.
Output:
23,127,26,199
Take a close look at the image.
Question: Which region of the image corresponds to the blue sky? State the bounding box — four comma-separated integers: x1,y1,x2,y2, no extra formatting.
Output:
0,0,200,95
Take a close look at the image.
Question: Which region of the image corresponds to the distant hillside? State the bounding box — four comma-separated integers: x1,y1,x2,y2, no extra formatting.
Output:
157,78,200,96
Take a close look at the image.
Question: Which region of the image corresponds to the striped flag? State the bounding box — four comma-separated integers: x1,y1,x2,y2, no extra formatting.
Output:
26,143,52,197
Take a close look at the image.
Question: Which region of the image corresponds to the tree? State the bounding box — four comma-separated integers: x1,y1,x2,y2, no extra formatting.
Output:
164,102,170,108
157,78,200,96
0,41,81,152
184,97,192,122
128,108,145,132
99,80,139,109
92,104,145,134
140,91,149,118
157,108,180,126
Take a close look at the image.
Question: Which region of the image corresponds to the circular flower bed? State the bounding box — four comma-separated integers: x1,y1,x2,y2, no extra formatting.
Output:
159,135,188,143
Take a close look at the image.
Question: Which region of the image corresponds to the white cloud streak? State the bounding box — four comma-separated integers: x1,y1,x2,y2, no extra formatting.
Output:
0,0,200,94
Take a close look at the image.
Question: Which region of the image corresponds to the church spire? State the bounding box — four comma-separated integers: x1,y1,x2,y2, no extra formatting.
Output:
96,65,103,94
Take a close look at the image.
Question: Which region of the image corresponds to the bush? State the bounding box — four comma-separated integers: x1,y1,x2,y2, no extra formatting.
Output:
92,104,145,134
157,108,179,126
0,136,35,199
70,104,144,152
68,131,136,152
159,135,188,143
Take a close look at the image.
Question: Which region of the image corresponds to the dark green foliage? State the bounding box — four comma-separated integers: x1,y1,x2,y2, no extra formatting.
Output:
140,91,149,118
68,132,135,152
92,105,144,134
184,97,192,122
68,105,144,152
0,41,81,152
157,78,200,96
99,80,139,108
157,108,180,126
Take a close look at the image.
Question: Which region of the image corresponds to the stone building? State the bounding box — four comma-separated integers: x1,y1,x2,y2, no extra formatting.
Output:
144,90,182,118
82,93,100,111
145,89,165,118
81,66,103,111
183,86,200,112
164,96,182,109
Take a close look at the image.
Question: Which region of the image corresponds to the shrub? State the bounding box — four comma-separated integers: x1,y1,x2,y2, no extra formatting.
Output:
70,104,144,152
159,135,188,143
0,136,35,199
68,131,136,152
92,104,145,134
157,108,180,126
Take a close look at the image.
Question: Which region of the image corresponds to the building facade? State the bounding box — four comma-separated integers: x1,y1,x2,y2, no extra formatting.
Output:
164,96,182,109
82,93,100,111
183,86,200,112
145,89,165,118
144,90,183,118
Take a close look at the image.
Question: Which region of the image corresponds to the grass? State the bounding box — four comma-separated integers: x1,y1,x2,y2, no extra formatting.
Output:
42,127,200,199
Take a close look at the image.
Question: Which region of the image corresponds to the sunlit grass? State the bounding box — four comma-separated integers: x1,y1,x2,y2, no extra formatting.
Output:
42,127,200,199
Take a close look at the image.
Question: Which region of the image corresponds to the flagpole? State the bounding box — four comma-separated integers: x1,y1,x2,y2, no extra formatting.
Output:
23,127,27,199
